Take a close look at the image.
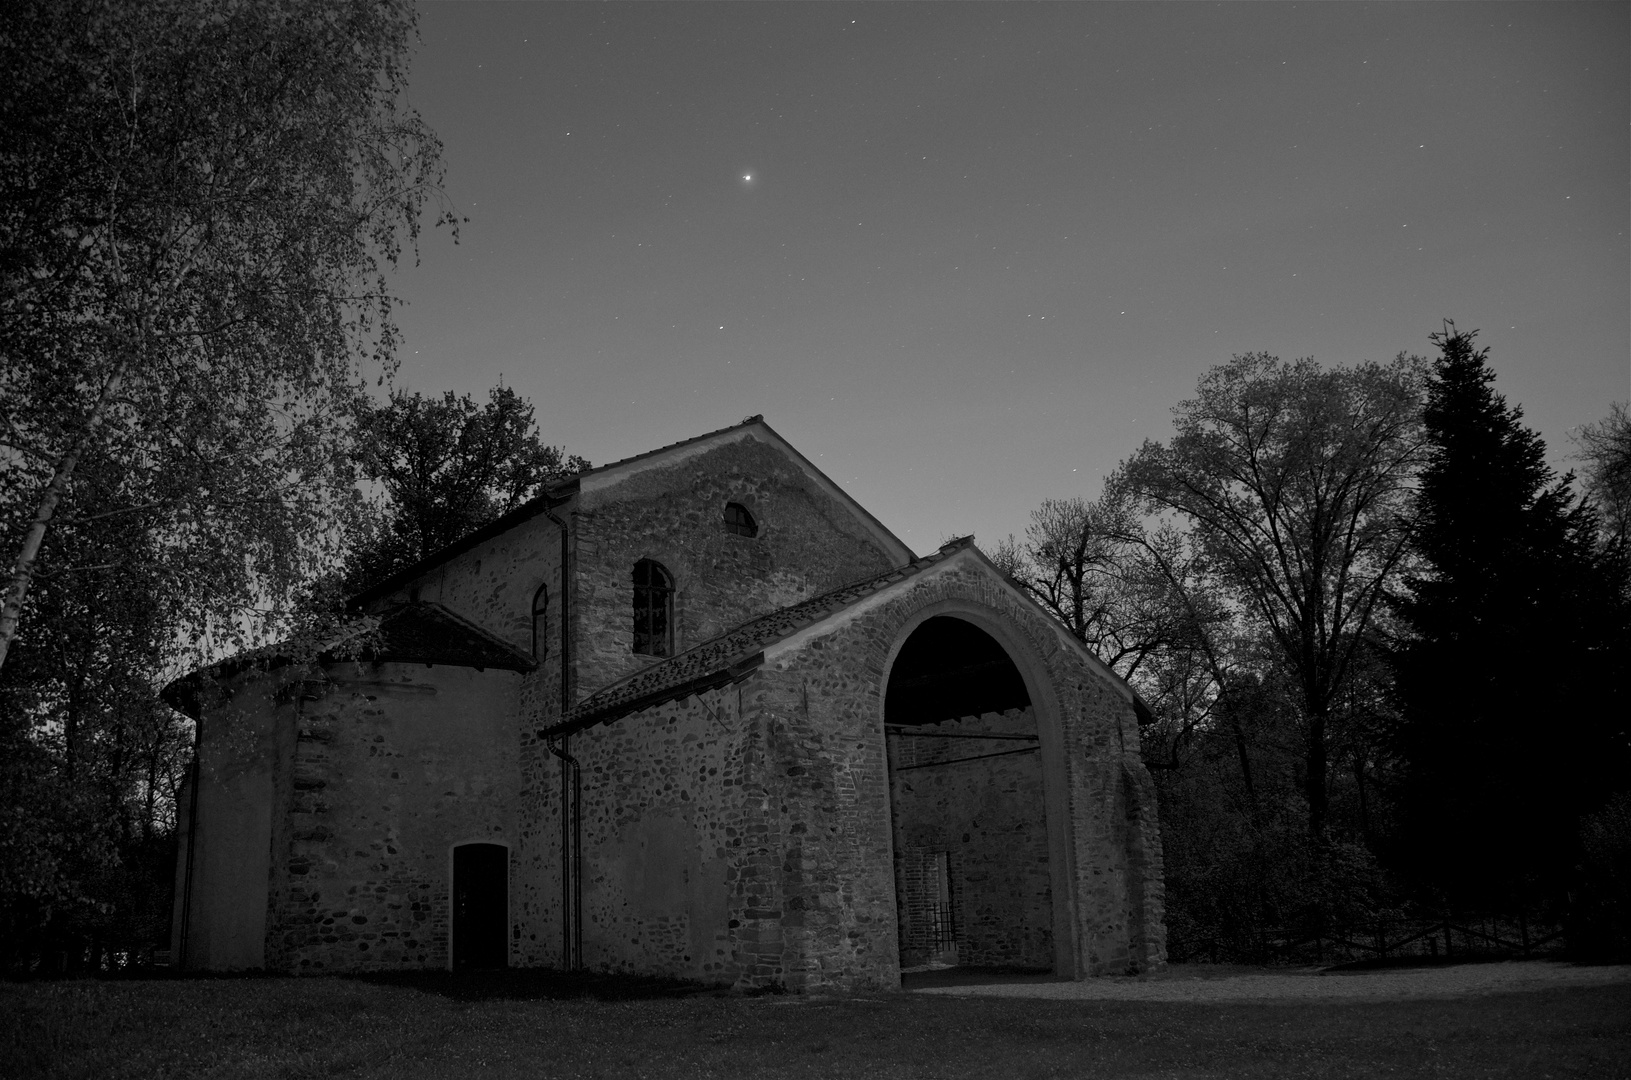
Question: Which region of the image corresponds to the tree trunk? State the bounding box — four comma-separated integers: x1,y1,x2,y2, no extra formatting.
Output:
1355,753,1369,839
1305,706,1329,840
0,362,127,672
1231,715,1256,805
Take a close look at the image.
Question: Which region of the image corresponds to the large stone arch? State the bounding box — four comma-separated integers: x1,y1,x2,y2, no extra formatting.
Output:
876,596,1084,976
697,548,1162,989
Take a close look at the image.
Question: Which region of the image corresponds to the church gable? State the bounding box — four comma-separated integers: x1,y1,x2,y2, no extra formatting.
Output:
350,417,912,694
575,418,911,567
568,418,911,699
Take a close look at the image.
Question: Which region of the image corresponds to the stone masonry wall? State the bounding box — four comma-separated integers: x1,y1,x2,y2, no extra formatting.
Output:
173,670,293,970
572,434,899,700
369,511,567,970
888,708,1052,970
263,663,523,972
365,431,903,973
729,656,902,992
759,552,1167,978
559,688,744,983
559,663,901,994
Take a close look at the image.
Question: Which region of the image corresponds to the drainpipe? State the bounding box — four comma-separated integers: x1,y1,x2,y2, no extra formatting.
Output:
547,736,583,970
541,502,582,971
177,715,202,970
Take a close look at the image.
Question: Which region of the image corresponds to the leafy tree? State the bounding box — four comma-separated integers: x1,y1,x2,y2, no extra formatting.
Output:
1391,326,1630,910
1121,352,1427,839
1576,402,1631,550
0,0,450,671
0,448,195,970
996,486,1235,773
0,0,447,966
341,386,589,594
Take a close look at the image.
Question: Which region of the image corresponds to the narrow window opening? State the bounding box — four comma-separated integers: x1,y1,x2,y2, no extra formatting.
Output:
531,584,548,660
723,502,758,538
632,559,673,657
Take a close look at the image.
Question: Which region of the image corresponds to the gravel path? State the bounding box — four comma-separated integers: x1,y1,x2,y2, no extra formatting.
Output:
909,960,1631,1002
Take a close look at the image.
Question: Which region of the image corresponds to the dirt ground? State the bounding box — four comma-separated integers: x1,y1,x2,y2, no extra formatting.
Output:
906,958,1631,1001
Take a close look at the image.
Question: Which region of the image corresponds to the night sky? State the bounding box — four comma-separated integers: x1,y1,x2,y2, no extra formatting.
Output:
391,2,1628,555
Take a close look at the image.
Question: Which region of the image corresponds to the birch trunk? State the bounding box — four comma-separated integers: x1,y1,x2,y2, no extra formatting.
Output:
0,362,128,672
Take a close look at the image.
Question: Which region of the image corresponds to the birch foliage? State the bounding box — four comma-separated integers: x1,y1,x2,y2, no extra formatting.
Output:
0,0,451,670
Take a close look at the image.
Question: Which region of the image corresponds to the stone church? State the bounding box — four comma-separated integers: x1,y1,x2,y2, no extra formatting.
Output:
167,416,1166,991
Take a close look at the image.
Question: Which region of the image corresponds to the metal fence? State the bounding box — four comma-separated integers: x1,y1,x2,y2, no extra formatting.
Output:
1261,909,1564,966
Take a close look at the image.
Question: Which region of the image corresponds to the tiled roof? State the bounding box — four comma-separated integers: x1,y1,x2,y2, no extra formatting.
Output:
542,538,976,738
162,602,533,718
362,602,536,672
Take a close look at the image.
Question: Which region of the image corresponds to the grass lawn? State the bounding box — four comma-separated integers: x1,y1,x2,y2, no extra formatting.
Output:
3,967,1627,1079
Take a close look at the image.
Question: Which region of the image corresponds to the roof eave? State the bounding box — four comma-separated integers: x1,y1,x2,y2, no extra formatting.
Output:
751,417,915,565
348,485,578,610
539,651,764,740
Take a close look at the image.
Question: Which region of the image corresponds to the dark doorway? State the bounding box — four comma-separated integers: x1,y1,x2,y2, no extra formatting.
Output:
453,843,508,970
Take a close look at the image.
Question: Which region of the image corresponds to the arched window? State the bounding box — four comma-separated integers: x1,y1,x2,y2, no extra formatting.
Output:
632,559,673,657
531,584,548,660
723,501,758,537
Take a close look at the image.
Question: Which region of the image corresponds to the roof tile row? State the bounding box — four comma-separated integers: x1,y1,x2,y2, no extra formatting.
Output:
545,538,974,737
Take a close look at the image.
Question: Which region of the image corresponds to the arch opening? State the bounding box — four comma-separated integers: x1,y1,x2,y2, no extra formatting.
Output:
884,615,1054,976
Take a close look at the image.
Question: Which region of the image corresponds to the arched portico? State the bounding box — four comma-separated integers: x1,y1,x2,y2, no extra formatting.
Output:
879,599,1083,979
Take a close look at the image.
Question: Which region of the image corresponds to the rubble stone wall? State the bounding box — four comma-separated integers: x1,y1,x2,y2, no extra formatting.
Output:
572,434,899,700
365,511,567,969
558,664,902,994
558,688,743,984
262,662,523,972
760,553,1167,978
888,708,1053,969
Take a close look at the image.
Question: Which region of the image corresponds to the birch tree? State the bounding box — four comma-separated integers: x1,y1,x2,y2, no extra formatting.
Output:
0,0,451,671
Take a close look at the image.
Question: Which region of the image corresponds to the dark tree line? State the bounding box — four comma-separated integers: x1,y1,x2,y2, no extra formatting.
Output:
1003,328,1631,960
1390,326,1630,937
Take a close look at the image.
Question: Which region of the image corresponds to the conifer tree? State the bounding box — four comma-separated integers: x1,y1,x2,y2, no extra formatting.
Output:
1392,325,1630,910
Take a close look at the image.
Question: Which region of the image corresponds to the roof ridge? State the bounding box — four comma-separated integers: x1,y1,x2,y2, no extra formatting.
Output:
559,414,764,484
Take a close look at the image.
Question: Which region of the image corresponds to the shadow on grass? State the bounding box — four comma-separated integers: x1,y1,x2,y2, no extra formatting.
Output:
345,967,729,1002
